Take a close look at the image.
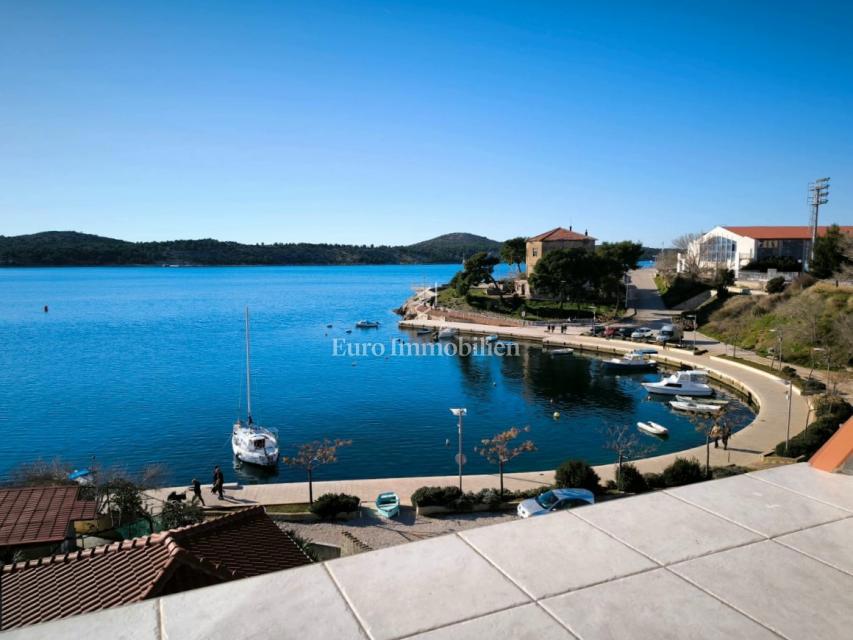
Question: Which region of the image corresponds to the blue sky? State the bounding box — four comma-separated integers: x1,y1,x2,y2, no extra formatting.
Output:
1,1,851,246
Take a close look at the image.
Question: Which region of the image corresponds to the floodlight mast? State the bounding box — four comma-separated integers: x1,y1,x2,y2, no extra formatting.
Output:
808,177,830,267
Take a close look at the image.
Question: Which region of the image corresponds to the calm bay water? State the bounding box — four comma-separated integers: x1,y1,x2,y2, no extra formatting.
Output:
0,265,752,486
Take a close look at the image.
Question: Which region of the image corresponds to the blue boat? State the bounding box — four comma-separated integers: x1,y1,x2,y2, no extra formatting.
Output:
375,492,400,518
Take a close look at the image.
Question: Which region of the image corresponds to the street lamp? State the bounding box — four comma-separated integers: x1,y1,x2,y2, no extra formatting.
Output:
449,408,467,490
589,306,597,333
778,378,792,456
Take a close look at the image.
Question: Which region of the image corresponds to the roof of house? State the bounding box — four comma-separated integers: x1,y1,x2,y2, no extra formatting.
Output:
0,506,312,629
721,225,853,240
529,227,596,242
0,486,99,550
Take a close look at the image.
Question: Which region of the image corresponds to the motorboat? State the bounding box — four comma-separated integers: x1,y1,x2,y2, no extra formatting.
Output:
437,327,459,339
602,351,656,371
485,334,499,343
375,492,400,518
670,400,722,414
547,347,574,356
637,421,669,436
232,308,280,467
675,395,728,406
642,370,713,397
68,468,94,485
355,320,380,329
416,327,433,335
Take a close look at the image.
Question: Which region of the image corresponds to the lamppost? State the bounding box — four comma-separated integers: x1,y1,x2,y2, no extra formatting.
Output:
589,306,597,333
812,347,831,390
770,328,783,371
450,408,467,490
778,378,792,456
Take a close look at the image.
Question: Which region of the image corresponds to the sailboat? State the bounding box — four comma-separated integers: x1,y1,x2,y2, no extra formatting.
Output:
232,308,280,467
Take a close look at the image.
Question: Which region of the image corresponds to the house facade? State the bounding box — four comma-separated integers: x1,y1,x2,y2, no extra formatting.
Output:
677,225,853,277
516,227,596,298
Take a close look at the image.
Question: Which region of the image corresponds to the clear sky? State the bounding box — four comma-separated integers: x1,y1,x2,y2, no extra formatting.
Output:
1,1,851,247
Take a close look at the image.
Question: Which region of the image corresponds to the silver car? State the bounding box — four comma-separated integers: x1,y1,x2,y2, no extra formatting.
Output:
517,488,595,518
631,327,655,341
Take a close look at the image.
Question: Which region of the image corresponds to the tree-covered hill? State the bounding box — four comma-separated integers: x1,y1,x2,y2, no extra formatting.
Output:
0,231,502,266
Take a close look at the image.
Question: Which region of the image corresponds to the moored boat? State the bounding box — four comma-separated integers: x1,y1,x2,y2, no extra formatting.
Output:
642,370,713,397
670,400,722,414
602,351,656,371
485,334,499,343
437,327,458,339
637,421,669,436
355,320,381,329
675,395,728,405
232,308,280,467
375,492,400,518
547,347,574,356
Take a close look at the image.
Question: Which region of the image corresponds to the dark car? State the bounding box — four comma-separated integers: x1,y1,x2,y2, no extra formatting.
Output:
590,324,606,336
617,326,635,339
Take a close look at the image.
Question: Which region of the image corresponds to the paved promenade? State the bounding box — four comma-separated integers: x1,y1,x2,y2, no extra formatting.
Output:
152,316,813,508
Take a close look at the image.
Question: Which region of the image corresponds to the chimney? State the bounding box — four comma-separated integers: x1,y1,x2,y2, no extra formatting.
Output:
569,225,572,231
584,229,588,236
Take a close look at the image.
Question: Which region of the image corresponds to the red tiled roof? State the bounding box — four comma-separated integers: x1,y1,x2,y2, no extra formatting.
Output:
0,506,312,630
529,227,596,242
0,486,98,549
721,225,853,240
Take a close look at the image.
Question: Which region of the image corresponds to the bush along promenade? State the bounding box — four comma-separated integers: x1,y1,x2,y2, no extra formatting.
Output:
773,395,852,459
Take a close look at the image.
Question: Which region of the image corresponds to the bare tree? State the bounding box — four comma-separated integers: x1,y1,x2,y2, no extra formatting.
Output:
475,427,536,497
673,232,703,279
602,424,654,490
788,294,828,378
282,438,353,504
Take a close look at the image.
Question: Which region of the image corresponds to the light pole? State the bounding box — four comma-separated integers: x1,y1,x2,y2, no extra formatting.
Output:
770,328,783,371
450,408,467,490
779,379,792,455
589,305,597,333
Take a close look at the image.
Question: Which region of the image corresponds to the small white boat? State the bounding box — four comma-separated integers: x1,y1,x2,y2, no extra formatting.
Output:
602,352,656,371
670,400,722,414
232,308,280,467
437,327,458,339
416,327,433,335
675,395,728,405
355,320,380,329
637,421,669,436
547,347,574,356
485,334,499,343
642,370,713,397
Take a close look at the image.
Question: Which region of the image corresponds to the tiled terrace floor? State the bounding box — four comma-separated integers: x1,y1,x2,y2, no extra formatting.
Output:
5,464,852,640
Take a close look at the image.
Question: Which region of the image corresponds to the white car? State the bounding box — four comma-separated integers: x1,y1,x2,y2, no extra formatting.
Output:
631,327,655,341
517,488,595,518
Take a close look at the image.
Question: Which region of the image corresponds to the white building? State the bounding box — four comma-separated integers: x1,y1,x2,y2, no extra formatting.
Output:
677,225,853,278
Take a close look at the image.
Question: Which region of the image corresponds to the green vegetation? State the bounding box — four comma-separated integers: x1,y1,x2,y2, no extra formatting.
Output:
654,273,712,308
0,231,501,266
773,396,852,459
614,463,648,494
554,459,602,494
810,224,849,279
500,237,527,273
159,500,205,530
661,457,705,485
309,493,361,519
265,503,312,514
410,485,545,512
765,276,786,293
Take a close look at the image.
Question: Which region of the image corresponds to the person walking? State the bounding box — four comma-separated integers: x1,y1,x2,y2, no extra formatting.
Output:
710,424,722,449
212,465,225,499
191,478,205,506
722,425,731,451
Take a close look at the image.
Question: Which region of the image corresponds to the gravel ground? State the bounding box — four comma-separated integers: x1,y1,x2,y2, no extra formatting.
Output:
277,507,517,551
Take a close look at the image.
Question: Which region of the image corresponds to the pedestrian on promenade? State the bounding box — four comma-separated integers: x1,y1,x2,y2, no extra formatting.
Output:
722,425,731,451
212,465,225,499
710,424,722,449
560,324,566,334
191,478,205,506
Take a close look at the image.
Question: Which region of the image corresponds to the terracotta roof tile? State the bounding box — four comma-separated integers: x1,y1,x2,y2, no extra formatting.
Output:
0,506,311,630
529,227,596,242
721,225,853,240
0,486,98,549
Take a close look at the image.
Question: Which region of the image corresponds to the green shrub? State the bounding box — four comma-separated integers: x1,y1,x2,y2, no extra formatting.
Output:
555,459,601,494
765,276,786,294
411,485,463,507
814,396,853,422
773,397,852,459
643,472,666,489
661,458,705,487
310,493,360,519
710,465,749,479
615,463,649,494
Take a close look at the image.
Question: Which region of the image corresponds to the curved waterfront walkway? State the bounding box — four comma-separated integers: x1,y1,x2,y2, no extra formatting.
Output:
152,319,812,508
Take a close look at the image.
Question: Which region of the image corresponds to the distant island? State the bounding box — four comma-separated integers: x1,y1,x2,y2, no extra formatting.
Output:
0,231,503,266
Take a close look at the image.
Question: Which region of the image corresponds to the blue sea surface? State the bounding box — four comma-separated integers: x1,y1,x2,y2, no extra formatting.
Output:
0,266,752,486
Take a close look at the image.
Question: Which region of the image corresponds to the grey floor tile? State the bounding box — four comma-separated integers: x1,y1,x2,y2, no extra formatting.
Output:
460,512,655,599
0,601,159,640
666,474,847,536
327,534,529,640
749,463,853,511
776,517,853,576
160,564,366,640
575,491,761,564
543,568,778,640
672,540,853,640
408,604,573,640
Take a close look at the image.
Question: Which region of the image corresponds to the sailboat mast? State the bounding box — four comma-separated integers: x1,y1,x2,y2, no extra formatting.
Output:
245,307,253,423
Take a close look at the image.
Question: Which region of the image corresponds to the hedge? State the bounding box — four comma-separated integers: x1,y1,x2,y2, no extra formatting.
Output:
310,493,360,519
615,463,649,494
554,460,601,494
773,397,852,459
411,485,547,511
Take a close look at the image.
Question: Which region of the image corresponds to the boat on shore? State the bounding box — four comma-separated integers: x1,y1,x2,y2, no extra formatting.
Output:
375,492,400,518
642,370,713,397
670,400,723,414
355,320,381,329
637,421,669,437
437,327,458,339
602,351,656,371
416,327,433,335
232,308,280,467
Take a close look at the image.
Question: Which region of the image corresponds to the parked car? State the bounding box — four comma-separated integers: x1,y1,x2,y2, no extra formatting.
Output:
603,326,619,338
590,324,606,336
517,488,595,518
655,324,683,344
631,327,655,341
618,326,636,339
